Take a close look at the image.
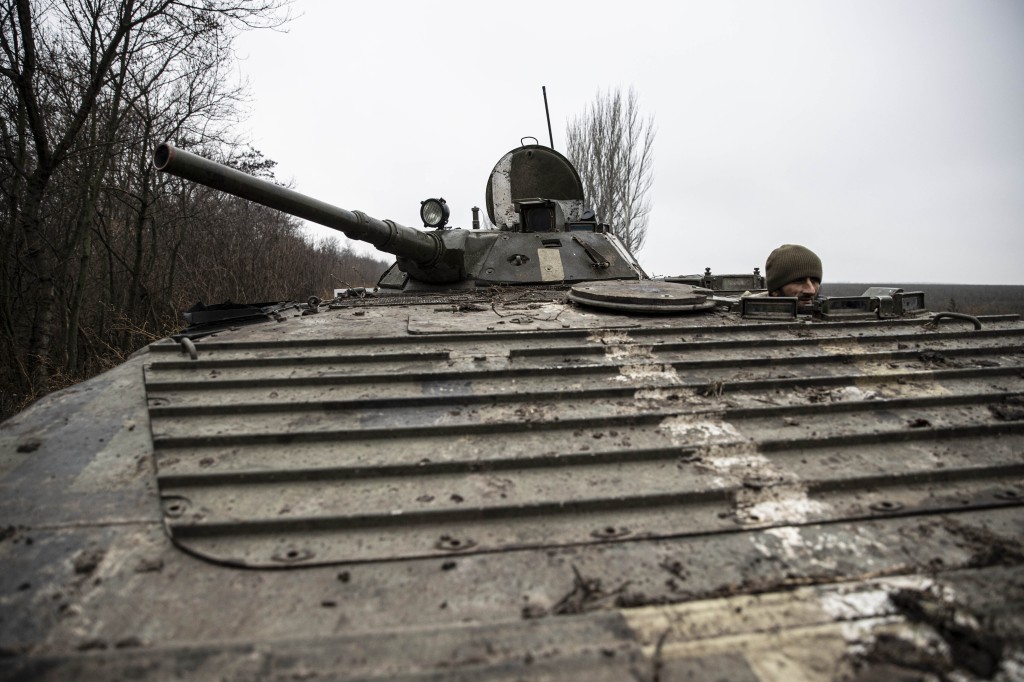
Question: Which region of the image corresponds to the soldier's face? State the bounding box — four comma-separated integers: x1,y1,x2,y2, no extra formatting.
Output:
773,277,820,302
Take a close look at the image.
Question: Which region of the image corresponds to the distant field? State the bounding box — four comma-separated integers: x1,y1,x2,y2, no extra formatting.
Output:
823,283,1024,316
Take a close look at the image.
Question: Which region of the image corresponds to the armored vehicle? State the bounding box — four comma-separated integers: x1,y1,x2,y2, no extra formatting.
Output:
2,142,1023,681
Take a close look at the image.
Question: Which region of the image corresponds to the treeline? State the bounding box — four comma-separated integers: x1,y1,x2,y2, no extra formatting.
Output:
0,0,386,420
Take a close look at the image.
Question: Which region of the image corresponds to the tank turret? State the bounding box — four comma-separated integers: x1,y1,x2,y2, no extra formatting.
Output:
153,143,645,291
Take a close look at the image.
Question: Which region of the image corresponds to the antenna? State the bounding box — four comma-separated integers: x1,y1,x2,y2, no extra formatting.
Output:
542,86,554,149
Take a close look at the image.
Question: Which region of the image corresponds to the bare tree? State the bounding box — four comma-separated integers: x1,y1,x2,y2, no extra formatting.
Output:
565,88,655,253
0,0,397,420
0,0,287,406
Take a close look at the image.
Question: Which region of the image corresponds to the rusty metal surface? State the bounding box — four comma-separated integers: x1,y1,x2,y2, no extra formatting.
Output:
3,296,1024,680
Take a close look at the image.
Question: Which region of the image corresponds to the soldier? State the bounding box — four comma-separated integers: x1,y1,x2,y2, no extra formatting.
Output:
766,244,822,304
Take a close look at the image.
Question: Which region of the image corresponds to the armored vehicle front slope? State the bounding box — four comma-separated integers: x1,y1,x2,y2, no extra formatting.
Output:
1,144,1023,681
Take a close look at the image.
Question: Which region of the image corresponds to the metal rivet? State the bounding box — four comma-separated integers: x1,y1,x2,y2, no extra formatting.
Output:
436,535,476,552
271,548,314,564
591,526,631,539
161,496,190,518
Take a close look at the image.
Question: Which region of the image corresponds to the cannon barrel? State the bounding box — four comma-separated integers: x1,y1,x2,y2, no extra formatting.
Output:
153,143,442,265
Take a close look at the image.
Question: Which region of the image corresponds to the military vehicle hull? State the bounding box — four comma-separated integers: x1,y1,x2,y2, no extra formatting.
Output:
3,284,1023,680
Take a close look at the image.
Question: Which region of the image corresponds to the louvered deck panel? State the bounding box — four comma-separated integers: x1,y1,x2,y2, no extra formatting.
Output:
144,314,1024,567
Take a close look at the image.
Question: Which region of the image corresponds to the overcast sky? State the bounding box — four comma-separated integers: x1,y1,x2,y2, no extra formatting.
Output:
230,0,1023,285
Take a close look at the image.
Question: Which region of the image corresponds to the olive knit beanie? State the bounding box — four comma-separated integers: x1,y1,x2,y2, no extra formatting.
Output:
766,244,822,292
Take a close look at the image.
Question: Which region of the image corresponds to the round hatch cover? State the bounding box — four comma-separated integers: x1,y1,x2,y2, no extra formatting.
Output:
569,280,716,313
